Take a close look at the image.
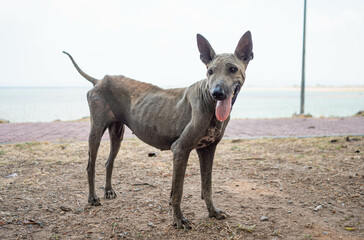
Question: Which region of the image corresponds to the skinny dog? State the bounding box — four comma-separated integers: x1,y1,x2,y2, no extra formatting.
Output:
63,31,253,229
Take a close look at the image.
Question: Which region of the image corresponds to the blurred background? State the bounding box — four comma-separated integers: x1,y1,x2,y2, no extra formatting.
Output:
0,0,363,122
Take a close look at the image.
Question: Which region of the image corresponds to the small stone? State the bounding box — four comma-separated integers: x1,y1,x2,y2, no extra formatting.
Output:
118,232,129,238
260,216,269,221
5,173,18,178
60,206,72,212
148,153,157,157
313,205,323,211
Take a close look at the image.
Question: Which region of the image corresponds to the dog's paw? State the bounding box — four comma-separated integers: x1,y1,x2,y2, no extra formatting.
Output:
209,208,227,220
173,216,192,229
88,195,101,206
104,189,117,199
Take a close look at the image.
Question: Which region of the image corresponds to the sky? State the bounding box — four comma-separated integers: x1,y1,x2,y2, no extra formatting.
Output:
0,0,363,88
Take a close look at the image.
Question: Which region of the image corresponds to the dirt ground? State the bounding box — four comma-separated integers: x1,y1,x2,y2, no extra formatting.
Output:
0,136,363,239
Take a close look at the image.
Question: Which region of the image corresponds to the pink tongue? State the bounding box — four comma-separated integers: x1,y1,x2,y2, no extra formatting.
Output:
215,96,232,122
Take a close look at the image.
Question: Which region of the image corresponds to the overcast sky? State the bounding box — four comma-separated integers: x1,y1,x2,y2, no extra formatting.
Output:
0,0,363,88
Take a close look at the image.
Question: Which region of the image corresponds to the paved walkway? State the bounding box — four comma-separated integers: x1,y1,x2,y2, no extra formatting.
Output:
0,117,363,144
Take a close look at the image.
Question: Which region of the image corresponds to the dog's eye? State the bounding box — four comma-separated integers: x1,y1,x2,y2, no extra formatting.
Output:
207,69,213,75
229,67,238,73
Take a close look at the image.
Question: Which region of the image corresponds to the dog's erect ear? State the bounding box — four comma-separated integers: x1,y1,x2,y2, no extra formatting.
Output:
197,34,216,65
234,31,254,64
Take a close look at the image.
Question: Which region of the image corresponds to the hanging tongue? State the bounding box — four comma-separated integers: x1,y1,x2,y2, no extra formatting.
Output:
215,95,232,122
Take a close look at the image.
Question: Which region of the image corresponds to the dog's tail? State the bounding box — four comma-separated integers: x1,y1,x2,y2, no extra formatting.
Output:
62,51,99,86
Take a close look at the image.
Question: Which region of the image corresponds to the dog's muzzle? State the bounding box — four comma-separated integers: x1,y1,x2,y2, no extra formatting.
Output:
214,83,241,122
211,84,226,100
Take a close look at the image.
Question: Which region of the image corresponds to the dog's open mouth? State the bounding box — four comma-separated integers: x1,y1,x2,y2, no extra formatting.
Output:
215,84,241,122
231,84,241,106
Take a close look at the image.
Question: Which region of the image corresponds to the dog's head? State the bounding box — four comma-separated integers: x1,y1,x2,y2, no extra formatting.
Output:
197,31,253,122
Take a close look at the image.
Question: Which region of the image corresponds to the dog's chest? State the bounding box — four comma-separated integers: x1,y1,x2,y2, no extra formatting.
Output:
195,119,224,149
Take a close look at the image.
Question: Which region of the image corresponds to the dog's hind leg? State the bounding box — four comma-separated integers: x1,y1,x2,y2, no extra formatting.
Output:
197,142,227,220
87,123,107,206
104,121,124,199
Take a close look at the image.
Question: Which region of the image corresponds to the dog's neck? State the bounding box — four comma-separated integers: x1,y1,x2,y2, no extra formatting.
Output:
195,78,216,113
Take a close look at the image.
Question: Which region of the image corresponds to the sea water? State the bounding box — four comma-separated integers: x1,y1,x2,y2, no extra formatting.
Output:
0,87,91,123
0,87,363,123
233,87,364,119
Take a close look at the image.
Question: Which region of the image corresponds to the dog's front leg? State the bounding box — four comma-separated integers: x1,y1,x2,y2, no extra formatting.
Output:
170,148,191,229
170,119,207,229
196,141,227,220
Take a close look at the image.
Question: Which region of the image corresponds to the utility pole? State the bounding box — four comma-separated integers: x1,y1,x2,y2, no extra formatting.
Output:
300,0,307,114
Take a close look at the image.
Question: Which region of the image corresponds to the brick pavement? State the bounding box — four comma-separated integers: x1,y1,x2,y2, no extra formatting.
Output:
0,117,363,144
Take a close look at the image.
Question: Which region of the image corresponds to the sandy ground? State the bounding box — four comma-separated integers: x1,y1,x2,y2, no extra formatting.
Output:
0,137,363,239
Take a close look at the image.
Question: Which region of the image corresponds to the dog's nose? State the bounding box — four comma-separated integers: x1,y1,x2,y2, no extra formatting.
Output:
211,84,226,100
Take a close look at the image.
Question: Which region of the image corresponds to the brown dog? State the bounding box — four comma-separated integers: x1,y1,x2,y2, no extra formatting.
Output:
63,31,253,229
